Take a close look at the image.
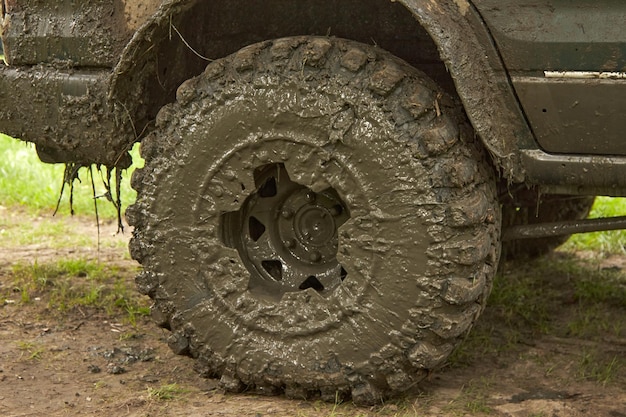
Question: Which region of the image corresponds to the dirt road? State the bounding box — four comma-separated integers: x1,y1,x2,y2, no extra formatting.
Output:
1,209,625,416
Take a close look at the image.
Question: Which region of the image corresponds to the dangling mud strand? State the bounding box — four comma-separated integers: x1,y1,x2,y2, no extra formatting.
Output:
54,163,128,235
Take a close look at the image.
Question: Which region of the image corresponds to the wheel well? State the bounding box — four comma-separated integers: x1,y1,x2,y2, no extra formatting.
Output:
110,0,455,140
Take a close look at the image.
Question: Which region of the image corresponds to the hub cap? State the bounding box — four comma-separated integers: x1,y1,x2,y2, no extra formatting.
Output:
220,163,350,299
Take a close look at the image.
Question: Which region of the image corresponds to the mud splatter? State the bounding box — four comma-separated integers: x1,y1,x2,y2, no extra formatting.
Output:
128,36,500,404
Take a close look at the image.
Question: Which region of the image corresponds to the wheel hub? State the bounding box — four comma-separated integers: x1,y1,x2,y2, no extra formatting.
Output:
220,163,350,298
279,189,343,264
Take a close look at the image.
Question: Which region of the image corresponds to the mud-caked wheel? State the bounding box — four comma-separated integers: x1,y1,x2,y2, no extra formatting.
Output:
128,36,500,404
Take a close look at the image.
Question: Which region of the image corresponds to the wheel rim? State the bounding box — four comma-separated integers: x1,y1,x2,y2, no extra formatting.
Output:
221,163,350,299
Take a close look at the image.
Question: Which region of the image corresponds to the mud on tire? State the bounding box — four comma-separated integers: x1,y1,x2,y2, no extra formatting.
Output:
127,36,501,405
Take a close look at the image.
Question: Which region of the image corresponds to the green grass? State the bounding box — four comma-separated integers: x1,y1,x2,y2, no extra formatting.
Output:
577,350,623,386
563,196,626,254
566,268,626,339
3,259,148,321
147,383,190,401
0,133,142,219
451,378,493,415
449,252,626,375
16,340,45,361
0,214,93,248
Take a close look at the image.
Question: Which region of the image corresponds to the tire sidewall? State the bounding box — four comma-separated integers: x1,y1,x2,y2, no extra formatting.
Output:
133,36,500,397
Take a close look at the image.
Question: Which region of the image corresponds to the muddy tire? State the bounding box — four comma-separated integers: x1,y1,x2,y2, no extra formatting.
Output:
128,36,500,404
502,194,595,259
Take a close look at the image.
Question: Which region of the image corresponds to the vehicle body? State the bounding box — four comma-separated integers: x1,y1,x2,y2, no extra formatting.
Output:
1,0,625,404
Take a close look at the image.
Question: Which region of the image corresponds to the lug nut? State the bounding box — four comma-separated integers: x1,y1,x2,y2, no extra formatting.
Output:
281,208,294,219
305,192,316,203
309,251,322,262
284,239,296,249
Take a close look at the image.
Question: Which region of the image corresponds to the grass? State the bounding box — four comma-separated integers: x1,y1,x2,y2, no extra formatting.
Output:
448,378,494,415
0,133,141,219
447,251,626,396
566,270,626,339
3,258,149,322
0,134,147,324
291,399,420,417
0,214,92,247
563,196,626,254
147,383,190,401
577,350,623,386
16,340,45,361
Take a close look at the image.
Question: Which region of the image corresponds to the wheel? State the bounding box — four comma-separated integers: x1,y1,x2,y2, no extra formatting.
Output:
501,191,595,259
128,36,500,404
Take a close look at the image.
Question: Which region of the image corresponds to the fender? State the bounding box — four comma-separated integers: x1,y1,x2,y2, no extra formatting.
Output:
399,0,532,182
110,0,532,182
108,0,198,140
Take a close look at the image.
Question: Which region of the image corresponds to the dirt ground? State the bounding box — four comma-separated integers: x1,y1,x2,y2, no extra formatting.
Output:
1,209,625,417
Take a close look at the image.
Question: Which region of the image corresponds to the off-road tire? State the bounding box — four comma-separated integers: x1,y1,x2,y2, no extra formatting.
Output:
128,36,501,405
502,194,595,259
